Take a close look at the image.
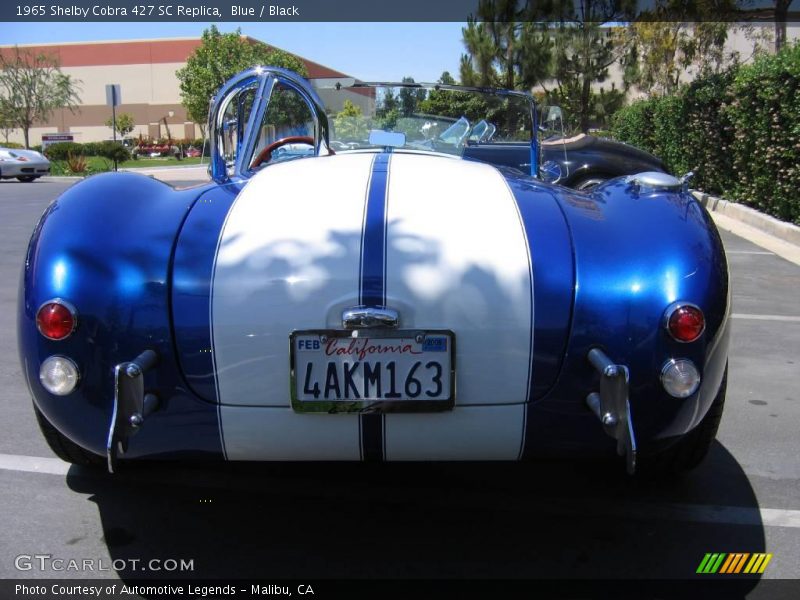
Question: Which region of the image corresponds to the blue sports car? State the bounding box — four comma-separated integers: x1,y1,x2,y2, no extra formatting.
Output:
19,67,729,475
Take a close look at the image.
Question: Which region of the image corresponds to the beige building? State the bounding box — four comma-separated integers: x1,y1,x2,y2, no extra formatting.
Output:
0,37,369,146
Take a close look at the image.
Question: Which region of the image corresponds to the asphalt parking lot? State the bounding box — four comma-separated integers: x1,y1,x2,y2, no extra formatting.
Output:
0,177,798,595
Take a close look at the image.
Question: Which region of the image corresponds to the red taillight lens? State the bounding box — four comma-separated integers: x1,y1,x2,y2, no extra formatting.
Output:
36,301,76,340
667,305,705,343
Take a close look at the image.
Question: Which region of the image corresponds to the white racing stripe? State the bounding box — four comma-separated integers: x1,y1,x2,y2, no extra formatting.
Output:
211,153,377,459
2,452,799,529
382,154,532,459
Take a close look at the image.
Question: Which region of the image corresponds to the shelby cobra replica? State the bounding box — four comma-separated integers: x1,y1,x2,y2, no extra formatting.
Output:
19,67,729,475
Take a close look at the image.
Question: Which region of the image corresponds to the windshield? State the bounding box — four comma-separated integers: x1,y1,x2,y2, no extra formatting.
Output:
319,84,534,156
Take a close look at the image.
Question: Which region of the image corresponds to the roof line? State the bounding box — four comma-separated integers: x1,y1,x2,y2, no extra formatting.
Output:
0,36,209,48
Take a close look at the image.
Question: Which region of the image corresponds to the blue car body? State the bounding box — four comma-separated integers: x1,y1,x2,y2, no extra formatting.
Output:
18,67,729,474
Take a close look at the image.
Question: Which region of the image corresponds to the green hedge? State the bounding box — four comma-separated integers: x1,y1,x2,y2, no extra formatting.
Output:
611,42,800,225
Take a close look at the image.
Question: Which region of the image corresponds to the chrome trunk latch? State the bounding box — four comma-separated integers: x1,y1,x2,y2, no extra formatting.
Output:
342,306,399,329
106,349,160,473
586,348,637,475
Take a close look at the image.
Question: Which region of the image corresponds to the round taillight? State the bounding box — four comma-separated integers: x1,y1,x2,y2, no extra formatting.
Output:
36,300,77,340
39,355,79,396
666,304,705,343
661,359,701,398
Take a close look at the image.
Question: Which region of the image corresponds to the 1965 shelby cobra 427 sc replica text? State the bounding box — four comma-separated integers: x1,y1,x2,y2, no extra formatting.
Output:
19,67,729,475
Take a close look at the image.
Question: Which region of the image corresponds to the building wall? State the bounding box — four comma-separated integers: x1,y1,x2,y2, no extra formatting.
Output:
0,38,358,146
535,22,800,100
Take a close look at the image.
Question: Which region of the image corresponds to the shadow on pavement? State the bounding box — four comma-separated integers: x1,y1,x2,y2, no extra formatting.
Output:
62,440,770,597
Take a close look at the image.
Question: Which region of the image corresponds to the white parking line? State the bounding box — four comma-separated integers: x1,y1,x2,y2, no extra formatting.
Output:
0,452,70,475
1,452,799,529
732,313,800,322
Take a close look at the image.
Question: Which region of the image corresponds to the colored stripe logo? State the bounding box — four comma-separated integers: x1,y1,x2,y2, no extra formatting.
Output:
696,553,773,574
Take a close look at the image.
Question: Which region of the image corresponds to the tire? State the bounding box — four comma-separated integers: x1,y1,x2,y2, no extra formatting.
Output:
572,176,608,191
33,404,105,467
638,365,727,476
16,175,36,183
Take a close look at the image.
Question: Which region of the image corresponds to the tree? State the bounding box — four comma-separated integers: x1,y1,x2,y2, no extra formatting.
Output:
0,99,14,143
774,0,792,52
623,2,737,96
458,1,634,132
0,47,81,148
176,25,308,128
333,99,368,140
105,112,135,138
459,0,553,91
399,77,426,117
548,0,636,132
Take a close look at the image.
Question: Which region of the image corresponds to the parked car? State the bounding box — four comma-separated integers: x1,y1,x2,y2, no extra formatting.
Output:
0,147,51,182
20,67,729,476
184,146,202,158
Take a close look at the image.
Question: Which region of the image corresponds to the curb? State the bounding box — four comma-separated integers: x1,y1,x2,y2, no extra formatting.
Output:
692,191,800,247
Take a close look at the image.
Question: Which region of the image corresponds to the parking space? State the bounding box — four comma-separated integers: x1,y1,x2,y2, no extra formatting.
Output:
0,179,798,589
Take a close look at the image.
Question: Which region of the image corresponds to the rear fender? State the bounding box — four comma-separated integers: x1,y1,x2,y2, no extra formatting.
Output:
18,173,222,458
524,179,730,454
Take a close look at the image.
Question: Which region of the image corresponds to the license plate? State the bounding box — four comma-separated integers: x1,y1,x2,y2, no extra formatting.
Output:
290,329,455,413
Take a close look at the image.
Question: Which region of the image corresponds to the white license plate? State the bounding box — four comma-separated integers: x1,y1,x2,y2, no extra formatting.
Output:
290,329,455,413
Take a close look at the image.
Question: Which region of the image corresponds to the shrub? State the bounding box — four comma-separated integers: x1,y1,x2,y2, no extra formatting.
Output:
66,153,87,174
611,42,800,224
610,100,656,155
96,141,130,164
81,142,100,156
680,70,736,195
45,142,84,161
723,43,800,223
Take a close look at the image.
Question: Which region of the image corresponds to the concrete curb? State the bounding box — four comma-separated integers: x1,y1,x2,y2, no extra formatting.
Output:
692,191,800,246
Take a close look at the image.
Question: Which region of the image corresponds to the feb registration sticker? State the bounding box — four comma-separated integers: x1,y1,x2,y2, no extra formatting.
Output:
289,329,455,413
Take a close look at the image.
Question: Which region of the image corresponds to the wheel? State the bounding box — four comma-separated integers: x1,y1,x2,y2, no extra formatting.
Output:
572,176,608,191
33,404,105,466
16,176,37,183
638,365,727,476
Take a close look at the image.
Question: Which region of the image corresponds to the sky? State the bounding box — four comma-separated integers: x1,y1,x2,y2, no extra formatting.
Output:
0,22,467,83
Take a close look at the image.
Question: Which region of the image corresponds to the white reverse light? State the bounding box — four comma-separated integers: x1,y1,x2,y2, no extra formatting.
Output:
661,358,701,398
39,356,79,396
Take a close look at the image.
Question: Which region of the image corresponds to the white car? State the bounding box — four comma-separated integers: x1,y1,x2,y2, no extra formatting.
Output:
0,147,51,182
